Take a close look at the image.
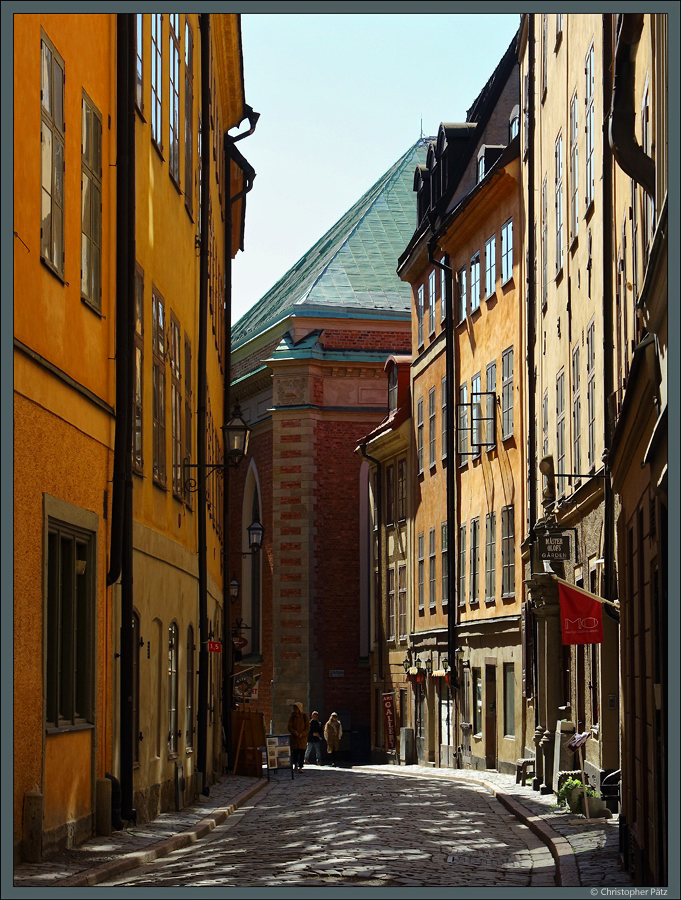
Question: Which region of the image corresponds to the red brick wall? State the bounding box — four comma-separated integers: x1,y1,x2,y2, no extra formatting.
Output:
320,330,411,353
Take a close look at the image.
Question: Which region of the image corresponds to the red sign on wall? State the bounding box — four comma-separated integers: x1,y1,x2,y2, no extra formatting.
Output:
381,692,397,751
207,640,221,653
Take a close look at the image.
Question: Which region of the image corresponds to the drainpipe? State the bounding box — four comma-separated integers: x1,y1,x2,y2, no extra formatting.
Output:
222,127,257,770
197,11,211,795
608,14,655,199
357,443,383,681
110,13,136,823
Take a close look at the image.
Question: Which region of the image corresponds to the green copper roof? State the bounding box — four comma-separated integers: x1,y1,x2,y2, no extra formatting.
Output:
232,138,430,348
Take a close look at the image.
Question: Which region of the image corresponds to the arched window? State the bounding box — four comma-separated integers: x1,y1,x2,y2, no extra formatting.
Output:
168,622,179,754
241,461,263,658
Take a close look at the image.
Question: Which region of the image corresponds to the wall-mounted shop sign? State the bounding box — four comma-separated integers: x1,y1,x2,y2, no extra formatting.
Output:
329,669,345,678
538,533,571,560
206,640,221,652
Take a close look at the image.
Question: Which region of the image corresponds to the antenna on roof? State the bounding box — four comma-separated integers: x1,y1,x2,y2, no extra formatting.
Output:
420,116,424,139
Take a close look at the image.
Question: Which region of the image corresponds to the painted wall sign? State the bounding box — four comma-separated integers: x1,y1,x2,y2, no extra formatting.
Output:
538,533,571,559
382,692,397,751
328,669,345,677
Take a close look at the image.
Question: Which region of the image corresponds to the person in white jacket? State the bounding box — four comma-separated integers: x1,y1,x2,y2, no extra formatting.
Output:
323,712,342,767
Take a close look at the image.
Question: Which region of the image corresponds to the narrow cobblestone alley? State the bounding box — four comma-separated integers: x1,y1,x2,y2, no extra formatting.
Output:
98,767,556,889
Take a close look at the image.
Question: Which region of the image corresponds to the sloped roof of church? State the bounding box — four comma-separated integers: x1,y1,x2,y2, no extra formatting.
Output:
232,138,430,348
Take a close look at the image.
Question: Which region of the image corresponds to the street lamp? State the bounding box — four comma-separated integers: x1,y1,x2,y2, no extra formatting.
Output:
183,403,251,493
402,656,410,673
425,658,433,676
229,577,240,602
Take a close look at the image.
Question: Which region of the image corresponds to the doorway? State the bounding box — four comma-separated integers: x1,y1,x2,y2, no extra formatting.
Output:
485,664,497,769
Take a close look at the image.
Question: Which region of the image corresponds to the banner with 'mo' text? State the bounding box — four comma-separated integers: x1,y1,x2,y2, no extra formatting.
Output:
558,579,604,645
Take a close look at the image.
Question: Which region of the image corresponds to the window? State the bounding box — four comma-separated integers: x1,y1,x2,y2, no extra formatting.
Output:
440,258,447,322
569,92,578,241
183,335,192,505
150,13,162,149
416,285,424,346
469,517,480,604
40,35,65,277
485,512,496,602
470,254,480,312
477,151,485,183
641,83,654,257
572,345,582,477
184,21,194,213
169,315,182,497
458,383,468,457
501,348,514,439
501,219,513,284
386,567,395,640
135,14,143,111
541,14,548,101
471,373,481,455
385,464,394,526
169,15,180,182
541,176,548,310
416,398,424,474
186,625,194,748
429,527,436,608
457,266,467,323
555,132,563,271
45,516,95,728
417,533,424,611
428,388,436,468
441,522,448,607
556,369,566,495
458,524,466,605
503,663,515,736
396,458,406,521
387,363,398,412
509,105,519,141
81,97,102,309
484,235,496,298
473,668,483,734
397,564,407,639
372,472,378,530
585,43,595,209
152,289,166,485
133,268,144,472
501,505,515,597
542,389,549,458
441,377,447,460
586,320,596,467
168,623,179,754
132,612,140,762
485,361,497,448
428,270,436,335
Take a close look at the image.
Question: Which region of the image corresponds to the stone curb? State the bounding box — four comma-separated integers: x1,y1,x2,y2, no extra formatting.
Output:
57,778,269,888
352,766,580,888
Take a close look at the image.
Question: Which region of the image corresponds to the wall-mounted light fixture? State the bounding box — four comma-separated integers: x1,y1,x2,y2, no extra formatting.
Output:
183,402,251,493
455,647,465,660
240,517,264,557
229,577,240,603
425,658,433,676
402,656,411,673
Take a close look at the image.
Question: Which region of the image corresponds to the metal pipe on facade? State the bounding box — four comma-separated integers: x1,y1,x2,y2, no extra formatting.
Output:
196,11,211,795
357,442,383,680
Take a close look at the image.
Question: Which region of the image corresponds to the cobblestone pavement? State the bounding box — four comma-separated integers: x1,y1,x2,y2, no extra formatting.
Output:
12,763,633,891
98,766,556,889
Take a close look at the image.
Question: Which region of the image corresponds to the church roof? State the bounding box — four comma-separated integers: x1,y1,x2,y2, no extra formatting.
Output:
232,138,430,348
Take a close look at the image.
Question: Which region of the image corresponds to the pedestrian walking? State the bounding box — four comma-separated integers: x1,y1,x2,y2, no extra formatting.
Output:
323,711,342,767
305,710,324,765
287,702,309,771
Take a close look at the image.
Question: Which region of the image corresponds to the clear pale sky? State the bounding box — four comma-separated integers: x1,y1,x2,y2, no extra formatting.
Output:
230,12,521,324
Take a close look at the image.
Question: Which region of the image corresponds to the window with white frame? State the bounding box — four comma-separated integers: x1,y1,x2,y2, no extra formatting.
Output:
473,668,482,734
541,176,548,310
169,314,182,498
509,105,520,141
470,253,480,311
501,218,513,284
428,269,436,335
501,348,514,439
484,235,496,298
40,34,65,277
417,285,424,346
471,373,481,456
386,567,395,640
416,398,424,474
441,376,447,460
541,13,548,101
542,388,549,457
388,362,398,412
397,458,407,521
641,83,654,257
81,95,102,309
428,388,436,468
168,622,179,754
184,21,194,215
485,360,496,449
398,564,407,639
477,151,485,183
458,383,468,457
169,15,180,182
555,131,564,271
135,14,143,112
469,517,480,604
441,522,448,607
417,533,424,611
150,13,162,149
572,344,582,477
569,92,578,241
440,258,447,322
385,464,394,526
501,505,514,597
556,369,566,495
485,511,496,602
457,266,467,323
152,288,166,485
586,320,596,467
585,42,595,209
429,527,436,608
458,524,466,605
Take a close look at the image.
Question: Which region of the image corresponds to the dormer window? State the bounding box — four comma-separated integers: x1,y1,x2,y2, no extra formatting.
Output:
477,150,486,183
509,105,520,141
388,363,398,412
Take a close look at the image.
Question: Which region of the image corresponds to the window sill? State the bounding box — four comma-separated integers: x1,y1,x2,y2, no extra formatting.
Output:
501,593,515,601
484,597,496,606
46,721,95,735
40,255,66,285
585,199,595,223
167,752,179,761
135,104,146,123
500,276,514,291
470,304,481,317
81,296,104,317
170,172,182,195
153,479,168,491
484,292,496,305
569,234,579,253
152,139,165,162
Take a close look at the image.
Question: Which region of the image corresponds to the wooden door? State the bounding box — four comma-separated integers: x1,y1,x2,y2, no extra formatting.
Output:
485,664,497,769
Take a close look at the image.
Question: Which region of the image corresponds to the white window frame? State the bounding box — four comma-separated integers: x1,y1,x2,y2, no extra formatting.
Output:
150,13,163,150
501,218,513,284
441,376,447,460
555,131,564,272
484,235,496,298
470,253,480,312
485,511,496,603
501,347,514,439
585,42,595,210
569,91,578,242
457,266,467,323
441,522,448,608
40,34,65,278
428,387,436,468
556,369,566,495
417,533,424,611
501,505,515,598
429,527,437,609
572,344,582,479
428,269,436,335
416,397,424,474
469,517,480,604
458,524,466,606
417,284,424,347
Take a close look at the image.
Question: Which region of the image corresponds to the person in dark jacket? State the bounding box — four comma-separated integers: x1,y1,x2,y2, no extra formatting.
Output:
305,710,324,765
287,702,309,771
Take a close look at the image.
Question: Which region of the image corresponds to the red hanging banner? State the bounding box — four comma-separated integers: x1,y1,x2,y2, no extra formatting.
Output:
557,579,604,645
381,692,397,751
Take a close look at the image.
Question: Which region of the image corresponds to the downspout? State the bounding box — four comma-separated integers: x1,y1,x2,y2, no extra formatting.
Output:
110,13,136,823
608,14,655,199
358,443,383,682
427,239,457,763
222,128,257,769
197,11,211,795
